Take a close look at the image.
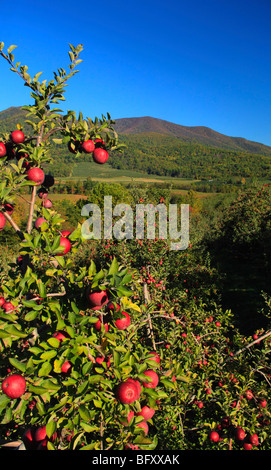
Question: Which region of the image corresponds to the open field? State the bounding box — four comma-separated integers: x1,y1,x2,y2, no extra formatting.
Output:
67,161,199,185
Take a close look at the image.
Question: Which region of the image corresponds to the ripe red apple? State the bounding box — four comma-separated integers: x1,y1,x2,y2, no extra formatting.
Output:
142,370,159,389
81,139,95,153
115,380,140,404
27,167,45,185
120,410,134,426
235,427,246,441
86,288,109,310
209,430,220,442
10,130,25,144
3,203,14,215
243,441,253,450
136,421,149,435
136,405,155,420
34,217,47,229
61,360,72,375
0,212,6,231
37,188,48,199
246,390,254,400
115,311,131,330
147,351,160,364
94,138,105,148
61,230,71,238
2,301,16,313
0,142,7,157
35,425,57,443
94,316,109,332
2,374,26,399
53,330,70,343
42,198,52,209
248,433,259,446
22,427,36,449
93,148,109,164
259,399,267,408
0,296,5,307
126,378,142,399
55,236,71,255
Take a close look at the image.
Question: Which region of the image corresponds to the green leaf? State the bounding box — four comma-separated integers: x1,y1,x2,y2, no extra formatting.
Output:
7,44,17,54
108,257,119,275
46,420,57,439
38,361,52,377
9,357,26,372
37,279,47,298
40,350,57,361
78,404,91,421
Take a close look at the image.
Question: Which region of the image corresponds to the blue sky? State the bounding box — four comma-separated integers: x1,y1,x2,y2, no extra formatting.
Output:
0,0,271,145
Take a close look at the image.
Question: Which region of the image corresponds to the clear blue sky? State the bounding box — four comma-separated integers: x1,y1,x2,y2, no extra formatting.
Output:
0,0,271,145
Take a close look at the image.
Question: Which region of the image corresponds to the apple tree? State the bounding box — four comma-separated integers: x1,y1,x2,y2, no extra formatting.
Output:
0,42,171,450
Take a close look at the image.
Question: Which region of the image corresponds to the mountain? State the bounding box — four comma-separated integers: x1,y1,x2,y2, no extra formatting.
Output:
1,107,271,156
114,116,271,156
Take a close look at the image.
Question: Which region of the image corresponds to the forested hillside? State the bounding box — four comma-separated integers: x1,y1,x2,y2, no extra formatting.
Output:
1,107,271,182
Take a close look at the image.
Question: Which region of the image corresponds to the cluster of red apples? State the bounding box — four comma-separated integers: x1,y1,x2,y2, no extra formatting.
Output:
86,287,161,438
209,390,267,449
68,137,109,164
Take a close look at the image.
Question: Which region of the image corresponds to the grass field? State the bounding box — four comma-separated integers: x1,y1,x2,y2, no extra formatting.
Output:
68,161,199,186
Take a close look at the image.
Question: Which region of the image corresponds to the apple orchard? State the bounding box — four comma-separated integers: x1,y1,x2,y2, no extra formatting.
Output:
0,42,271,451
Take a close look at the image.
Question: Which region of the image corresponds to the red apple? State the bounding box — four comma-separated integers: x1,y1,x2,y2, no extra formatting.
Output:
235,427,246,441
0,212,6,231
94,316,109,332
136,421,149,435
61,360,72,375
81,139,95,153
116,380,140,404
209,430,220,442
61,230,71,238
10,130,25,144
259,399,267,408
34,425,57,443
115,311,131,330
147,351,160,364
243,442,253,450
246,390,254,400
55,236,71,255
42,199,52,209
37,188,48,199
142,370,159,389
27,167,45,185
4,203,14,215
136,405,155,421
0,296,5,307
86,288,109,310
126,378,142,399
53,330,70,343
2,301,16,313
22,427,36,449
248,433,259,446
34,217,47,229
2,374,26,398
0,142,7,157
93,148,109,164
120,410,134,426
94,138,105,148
